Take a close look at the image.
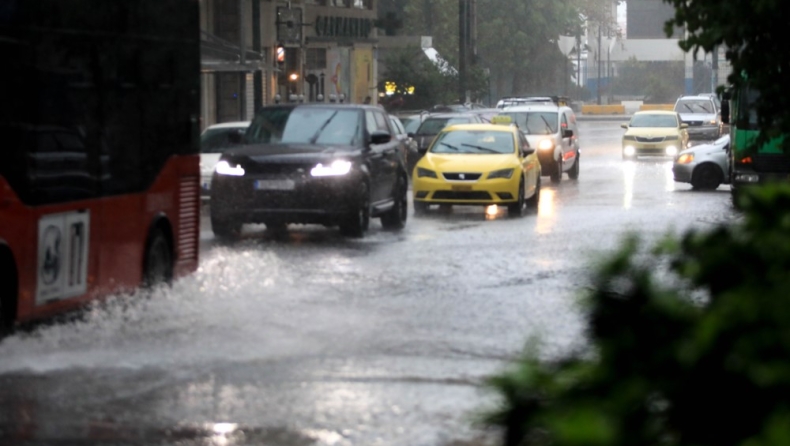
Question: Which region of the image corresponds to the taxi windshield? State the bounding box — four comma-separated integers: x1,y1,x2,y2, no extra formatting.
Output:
499,112,558,135
245,107,363,146
629,114,678,128
430,130,515,154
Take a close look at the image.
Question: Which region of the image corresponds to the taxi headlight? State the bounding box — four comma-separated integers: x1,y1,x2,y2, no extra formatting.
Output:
311,160,353,177
623,146,636,156
215,160,245,176
538,139,554,150
665,135,679,141
665,145,679,156
676,153,694,164
416,167,438,178
709,119,718,125
487,168,515,180
623,135,637,141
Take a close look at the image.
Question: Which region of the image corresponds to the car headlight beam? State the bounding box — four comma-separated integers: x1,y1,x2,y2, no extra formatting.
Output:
215,160,245,176
417,167,438,178
487,168,515,180
676,153,694,164
623,146,636,156
665,145,679,156
311,160,353,177
538,139,554,150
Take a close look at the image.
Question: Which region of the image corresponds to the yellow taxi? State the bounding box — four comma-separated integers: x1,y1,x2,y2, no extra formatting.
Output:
621,111,689,159
412,118,541,217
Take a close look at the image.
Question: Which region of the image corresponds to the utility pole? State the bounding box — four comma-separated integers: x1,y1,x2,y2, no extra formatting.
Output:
597,23,601,105
711,44,719,93
459,0,468,104
238,0,247,120
252,0,262,110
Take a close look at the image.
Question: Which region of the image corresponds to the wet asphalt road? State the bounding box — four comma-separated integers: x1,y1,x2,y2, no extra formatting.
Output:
0,121,738,446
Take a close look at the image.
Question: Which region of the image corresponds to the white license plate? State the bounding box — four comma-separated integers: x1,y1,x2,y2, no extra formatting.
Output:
254,179,295,191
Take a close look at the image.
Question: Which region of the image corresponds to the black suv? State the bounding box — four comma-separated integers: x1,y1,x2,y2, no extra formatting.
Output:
209,104,409,238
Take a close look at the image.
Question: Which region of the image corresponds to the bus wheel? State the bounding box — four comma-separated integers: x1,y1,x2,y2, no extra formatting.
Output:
0,249,17,335
143,228,173,288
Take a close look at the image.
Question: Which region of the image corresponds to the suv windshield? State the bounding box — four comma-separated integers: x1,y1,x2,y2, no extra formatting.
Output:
430,130,515,154
630,114,678,128
500,112,558,135
246,107,363,146
675,99,714,114
416,117,473,135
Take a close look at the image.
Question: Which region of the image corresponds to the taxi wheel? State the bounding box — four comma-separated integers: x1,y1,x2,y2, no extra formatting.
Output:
507,178,526,217
526,176,541,209
550,158,563,183
568,154,580,180
143,228,173,288
381,175,408,230
691,164,723,190
413,201,429,216
340,181,370,238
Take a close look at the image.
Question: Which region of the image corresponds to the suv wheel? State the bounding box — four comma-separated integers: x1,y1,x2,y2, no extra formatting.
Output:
211,215,242,239
381,175,408,230
691,164,723,190
340,181,370,237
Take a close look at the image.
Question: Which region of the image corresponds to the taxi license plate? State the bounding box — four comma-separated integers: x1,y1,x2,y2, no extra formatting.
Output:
451,185,472,192
254,179,295,191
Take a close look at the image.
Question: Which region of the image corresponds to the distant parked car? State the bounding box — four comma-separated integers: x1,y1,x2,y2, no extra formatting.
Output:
200,121,250,200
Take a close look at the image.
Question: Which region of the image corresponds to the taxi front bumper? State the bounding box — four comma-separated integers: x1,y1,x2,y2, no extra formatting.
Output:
413,175,520,206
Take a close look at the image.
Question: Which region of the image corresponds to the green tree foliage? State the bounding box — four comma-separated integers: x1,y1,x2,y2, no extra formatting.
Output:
663,0,790,149
378,47,459,110
401,0,606,99
483,183,790,446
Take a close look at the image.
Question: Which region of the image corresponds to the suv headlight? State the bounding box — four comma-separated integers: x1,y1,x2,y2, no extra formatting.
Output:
487,168,515,180
676,153,694,164
215,160,245,176
311,160,353,177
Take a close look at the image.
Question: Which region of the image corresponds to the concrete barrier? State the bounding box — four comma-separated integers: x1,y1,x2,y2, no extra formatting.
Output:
581,104,626,115
639,104,674,111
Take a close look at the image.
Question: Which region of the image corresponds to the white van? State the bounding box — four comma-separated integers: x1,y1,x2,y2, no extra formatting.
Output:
498,105,581,183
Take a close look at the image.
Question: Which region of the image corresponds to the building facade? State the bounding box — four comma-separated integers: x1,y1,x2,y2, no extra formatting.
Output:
199,0,380,130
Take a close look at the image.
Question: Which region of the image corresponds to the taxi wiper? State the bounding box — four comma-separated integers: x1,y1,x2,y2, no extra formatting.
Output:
309,111,339,144
439,142,461,152
461,143,500,154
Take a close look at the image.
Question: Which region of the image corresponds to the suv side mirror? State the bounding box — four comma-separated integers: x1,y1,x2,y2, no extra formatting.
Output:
562,129,574,138
522,146,536,156
680,123,689,129
370,130,391,145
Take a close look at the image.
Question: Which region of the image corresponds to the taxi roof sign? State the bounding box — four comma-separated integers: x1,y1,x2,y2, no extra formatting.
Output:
491,115,512,125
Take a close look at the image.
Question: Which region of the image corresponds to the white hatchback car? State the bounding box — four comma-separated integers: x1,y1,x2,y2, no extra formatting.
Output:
672,134,730,190
200,121,250,200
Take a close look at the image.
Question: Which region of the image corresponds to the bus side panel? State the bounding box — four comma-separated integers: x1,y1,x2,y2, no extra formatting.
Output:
1,178,104,324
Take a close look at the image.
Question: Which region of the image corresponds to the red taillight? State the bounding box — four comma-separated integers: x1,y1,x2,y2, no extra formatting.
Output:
738,156,753,164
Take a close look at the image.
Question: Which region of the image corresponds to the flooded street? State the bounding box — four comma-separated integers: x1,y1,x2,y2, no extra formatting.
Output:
0,121,737,446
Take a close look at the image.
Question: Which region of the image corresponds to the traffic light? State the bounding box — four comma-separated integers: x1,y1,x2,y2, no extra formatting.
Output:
276,44,285,67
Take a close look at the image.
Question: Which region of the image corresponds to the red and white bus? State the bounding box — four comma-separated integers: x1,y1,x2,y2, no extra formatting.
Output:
0,0,201,332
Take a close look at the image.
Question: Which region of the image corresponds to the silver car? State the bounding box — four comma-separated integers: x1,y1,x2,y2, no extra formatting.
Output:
672,134,730,190
673,95,722,143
